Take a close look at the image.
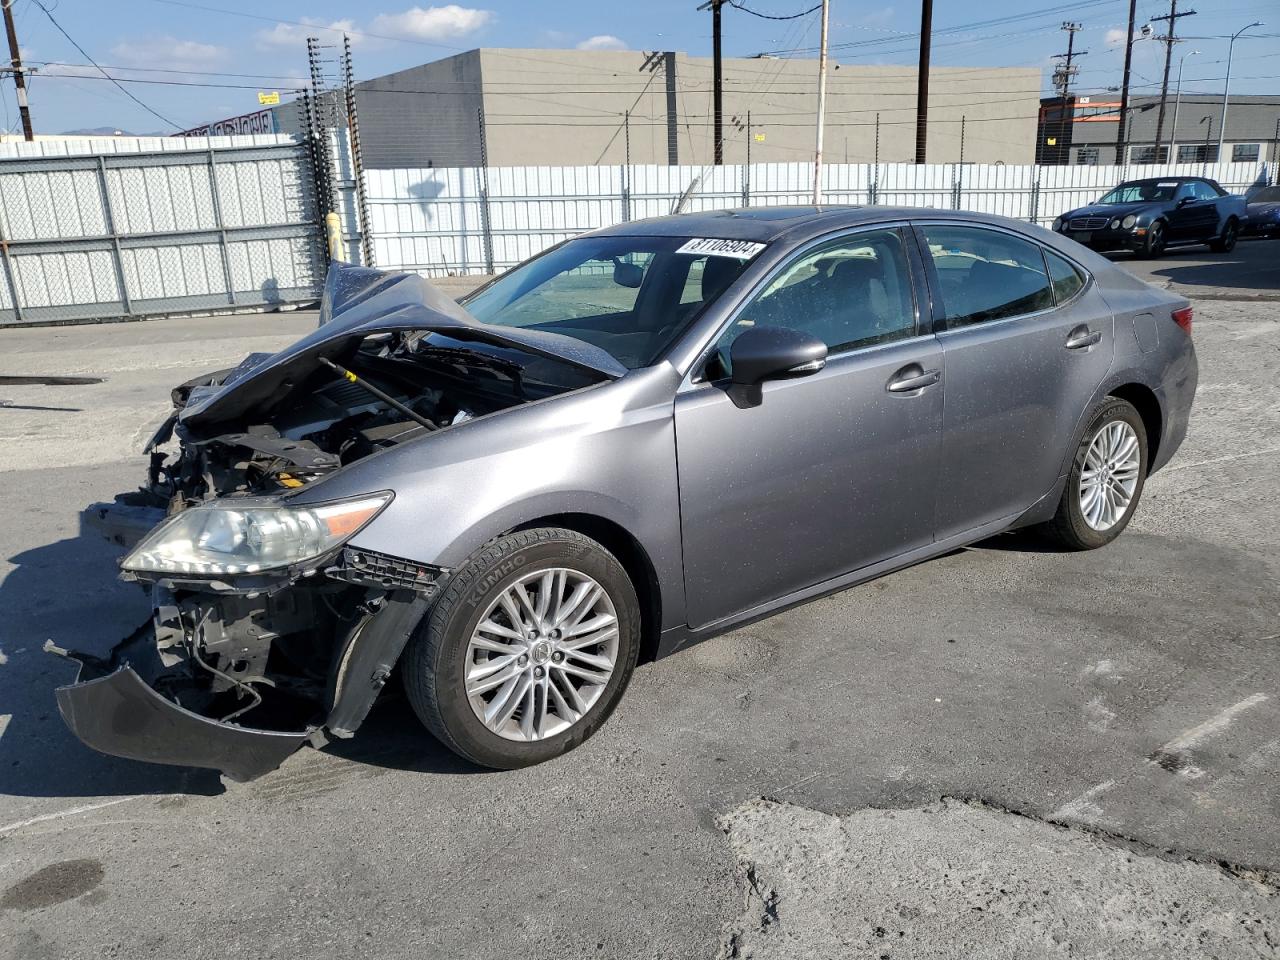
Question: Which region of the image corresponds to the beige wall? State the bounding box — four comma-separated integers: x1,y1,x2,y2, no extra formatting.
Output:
478,49,1041,167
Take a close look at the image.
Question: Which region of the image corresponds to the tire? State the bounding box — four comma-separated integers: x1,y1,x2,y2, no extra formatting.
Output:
402,527,641,769
1208,216,1239,253
1136,220,1166,258
1039,397,1148,551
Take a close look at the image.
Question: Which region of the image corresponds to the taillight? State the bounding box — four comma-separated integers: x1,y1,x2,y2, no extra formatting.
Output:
1171,306,1193,336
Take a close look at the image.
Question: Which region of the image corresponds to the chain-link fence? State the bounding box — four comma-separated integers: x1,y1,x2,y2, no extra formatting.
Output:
0,137,324,325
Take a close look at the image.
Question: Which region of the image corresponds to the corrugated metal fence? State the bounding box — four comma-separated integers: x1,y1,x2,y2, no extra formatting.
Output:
363,159,1273,277
0,135,323,325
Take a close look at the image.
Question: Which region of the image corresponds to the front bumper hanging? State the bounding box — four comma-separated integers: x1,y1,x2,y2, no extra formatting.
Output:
49,624,311,783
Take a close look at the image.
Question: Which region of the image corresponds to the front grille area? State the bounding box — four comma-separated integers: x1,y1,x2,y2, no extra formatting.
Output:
327,547,445,594
1069,216,1109,231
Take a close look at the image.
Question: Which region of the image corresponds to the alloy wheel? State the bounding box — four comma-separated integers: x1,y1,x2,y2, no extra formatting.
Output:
464,568,619,741
1078,420,1141,531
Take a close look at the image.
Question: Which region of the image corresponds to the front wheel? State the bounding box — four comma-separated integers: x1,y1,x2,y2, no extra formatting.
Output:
1137,220,1166,258
1208,217,1239,253
402,527,641,769
1039,397,1148,550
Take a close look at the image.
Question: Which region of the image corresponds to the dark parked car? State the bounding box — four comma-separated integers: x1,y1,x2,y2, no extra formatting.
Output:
1244,185,1280,238
53,207,1198,780
1052,176,1246,257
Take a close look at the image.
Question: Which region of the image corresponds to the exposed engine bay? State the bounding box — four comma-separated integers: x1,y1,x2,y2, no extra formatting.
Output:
54,264,615,781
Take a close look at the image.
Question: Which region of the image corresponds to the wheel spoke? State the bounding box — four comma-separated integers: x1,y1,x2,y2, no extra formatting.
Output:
565,647,614,672
470,632,523,656
498,590,528,634
553,581,600,629
469,660,520,699
546,675,580,724
485,671,532,729
562,625,619,651
554,660,611,687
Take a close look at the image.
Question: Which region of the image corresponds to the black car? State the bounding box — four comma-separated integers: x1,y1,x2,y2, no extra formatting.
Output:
1244,185,1280,238
1052,176,1247,258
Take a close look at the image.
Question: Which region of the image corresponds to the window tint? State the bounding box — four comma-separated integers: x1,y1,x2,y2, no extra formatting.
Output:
1192,181,1219,201
1045,249,1085,303
921,225,1054,328
706,229,916,377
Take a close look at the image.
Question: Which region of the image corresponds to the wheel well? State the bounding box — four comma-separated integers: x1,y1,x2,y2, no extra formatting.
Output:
511,513,663,663
1110,383,1162,468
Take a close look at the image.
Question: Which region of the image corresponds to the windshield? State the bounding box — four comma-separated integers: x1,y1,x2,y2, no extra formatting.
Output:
1096,181,1180,204
462,235,762,369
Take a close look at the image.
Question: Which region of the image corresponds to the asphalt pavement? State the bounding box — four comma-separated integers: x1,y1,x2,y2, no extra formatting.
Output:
1,251,1278,958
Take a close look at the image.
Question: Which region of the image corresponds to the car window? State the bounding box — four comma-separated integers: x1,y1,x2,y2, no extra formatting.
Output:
920,225,1054,328
1192,182,1218,201
1044,249,1085,304
1175,182,1195,201
705,228,916,378
463,235,757,369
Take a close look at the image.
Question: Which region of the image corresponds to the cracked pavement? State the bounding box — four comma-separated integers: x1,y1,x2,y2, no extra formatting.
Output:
1,256,1278,958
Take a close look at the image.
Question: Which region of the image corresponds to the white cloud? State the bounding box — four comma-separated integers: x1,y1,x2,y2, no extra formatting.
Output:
1104,28,1127,47
576,35,628,51
108,36,227,71
369,6,493,40
861,7,895,26
256,17,360,50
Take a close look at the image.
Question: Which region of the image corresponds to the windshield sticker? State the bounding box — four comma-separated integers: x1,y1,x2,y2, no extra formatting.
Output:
674,238,767,259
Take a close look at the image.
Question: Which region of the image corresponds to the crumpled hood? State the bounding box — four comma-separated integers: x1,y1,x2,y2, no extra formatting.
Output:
179,262,627,428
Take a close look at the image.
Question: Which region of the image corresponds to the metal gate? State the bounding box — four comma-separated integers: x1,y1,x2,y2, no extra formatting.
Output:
0,140,324,325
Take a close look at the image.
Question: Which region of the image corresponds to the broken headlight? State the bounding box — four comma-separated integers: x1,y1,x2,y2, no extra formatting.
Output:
121,493,393,576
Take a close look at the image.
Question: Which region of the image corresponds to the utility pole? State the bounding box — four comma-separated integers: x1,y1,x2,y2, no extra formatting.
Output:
1151,0,1196,160
914,0,932,163
698,0,726,165
2,0,33,140
1051,22,1086,166
1051,23,1086,99
812,0,829,203
1114,0,1137,164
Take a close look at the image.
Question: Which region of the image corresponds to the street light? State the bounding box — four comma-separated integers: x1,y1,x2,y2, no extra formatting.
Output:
1169,49,1200,163
1219,21,1263,161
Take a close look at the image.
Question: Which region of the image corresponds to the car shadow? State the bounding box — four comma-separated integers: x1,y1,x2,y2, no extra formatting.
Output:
1104,238,1280,292
0,534,225,799
319,694,491,777
967,529,1064,554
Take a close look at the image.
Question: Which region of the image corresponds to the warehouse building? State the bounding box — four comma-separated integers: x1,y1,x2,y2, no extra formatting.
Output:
1037,93,1280,166
273,48,1042,168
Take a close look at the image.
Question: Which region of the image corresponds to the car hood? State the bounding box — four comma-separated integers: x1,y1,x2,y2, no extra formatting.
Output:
179,263,628,428
1247,201,1280,214
1063,201,1158,221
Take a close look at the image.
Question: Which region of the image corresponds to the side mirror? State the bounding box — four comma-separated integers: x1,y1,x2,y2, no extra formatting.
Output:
613,260,644,288
1177,196,1195,208
727,325,827,408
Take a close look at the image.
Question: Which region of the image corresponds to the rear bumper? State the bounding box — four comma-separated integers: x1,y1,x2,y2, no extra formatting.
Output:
50,623,310,782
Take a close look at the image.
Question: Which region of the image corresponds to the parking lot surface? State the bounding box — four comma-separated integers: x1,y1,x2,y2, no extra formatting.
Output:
1,251,1278,958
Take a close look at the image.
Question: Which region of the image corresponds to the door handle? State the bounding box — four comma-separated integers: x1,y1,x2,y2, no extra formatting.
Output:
1065,326,1102,349
886,364,941,393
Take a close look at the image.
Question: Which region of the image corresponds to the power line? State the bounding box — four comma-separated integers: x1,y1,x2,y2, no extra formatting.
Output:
725,1,822,20
30,0,183,129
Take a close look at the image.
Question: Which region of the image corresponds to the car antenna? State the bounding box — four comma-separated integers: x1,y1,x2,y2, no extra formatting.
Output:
318,357,436,432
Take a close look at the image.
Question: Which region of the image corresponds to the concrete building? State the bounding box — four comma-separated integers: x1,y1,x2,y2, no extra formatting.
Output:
1037,93,1280,166
276,48,1042,169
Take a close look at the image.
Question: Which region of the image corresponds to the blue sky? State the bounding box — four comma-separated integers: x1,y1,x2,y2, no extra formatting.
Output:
7,0,1279,134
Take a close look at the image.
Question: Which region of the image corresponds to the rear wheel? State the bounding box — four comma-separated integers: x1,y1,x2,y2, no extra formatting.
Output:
1137,220,1166,258
1039,397,1148,551
403,527,640,769
1209,216,1239,253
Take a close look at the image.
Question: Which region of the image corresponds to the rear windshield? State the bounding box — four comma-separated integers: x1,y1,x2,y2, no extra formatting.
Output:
462,235,762,369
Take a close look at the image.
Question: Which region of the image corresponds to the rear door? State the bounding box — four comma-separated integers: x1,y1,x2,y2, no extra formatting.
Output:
912,222,1114,540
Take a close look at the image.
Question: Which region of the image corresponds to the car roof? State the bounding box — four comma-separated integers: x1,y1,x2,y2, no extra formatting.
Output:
592,205,1037,245
1118,176,1207,185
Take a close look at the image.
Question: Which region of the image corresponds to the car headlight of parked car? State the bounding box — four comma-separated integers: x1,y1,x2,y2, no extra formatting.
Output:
122,493,392,575
1122,215,1137,229
1052,217,1063,232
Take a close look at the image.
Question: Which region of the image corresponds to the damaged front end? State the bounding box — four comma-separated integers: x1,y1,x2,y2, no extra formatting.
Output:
56,262,618,780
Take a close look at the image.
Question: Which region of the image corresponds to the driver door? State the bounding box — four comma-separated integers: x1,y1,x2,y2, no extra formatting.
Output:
673,226,943,629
